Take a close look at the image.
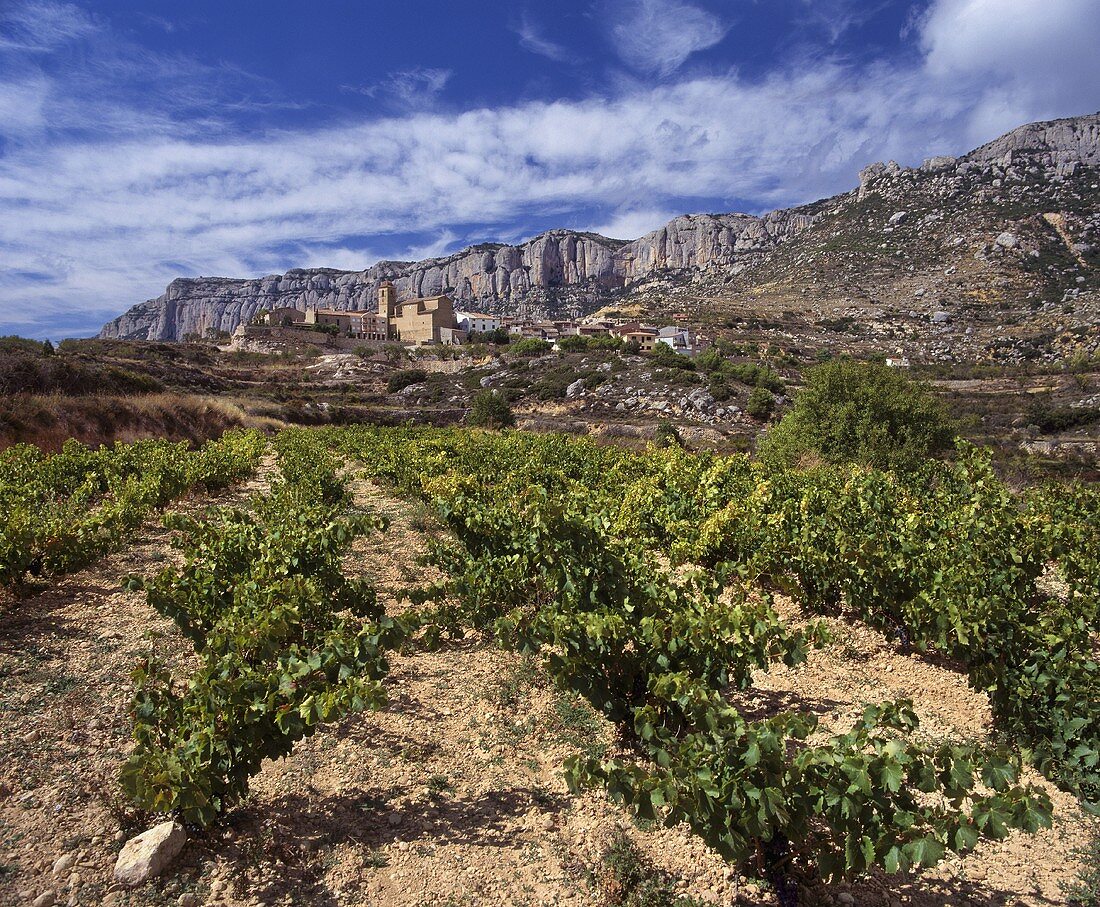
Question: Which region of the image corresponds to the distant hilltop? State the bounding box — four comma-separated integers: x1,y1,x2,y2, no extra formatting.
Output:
99,111,1100,342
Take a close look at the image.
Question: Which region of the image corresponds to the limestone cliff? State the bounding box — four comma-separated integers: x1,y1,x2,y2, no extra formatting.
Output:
100,111,1100,342
99,214,816,341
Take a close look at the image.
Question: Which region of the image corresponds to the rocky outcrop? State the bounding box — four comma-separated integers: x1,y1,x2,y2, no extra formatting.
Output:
963,112,1100,168
100,111,1100,342
100,213,815,340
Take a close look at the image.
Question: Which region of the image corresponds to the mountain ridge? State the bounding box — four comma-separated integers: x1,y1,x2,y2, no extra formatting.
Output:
99,111,1100,342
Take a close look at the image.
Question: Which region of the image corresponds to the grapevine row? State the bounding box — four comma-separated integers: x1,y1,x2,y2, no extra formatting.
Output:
121,429,404,824
0,430,266,589
325,426,1071,892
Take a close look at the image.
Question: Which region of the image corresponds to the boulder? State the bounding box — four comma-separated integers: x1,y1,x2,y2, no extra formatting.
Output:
888,211,909,226
113,821,187,887
565,378,586,399
995,232,1018,249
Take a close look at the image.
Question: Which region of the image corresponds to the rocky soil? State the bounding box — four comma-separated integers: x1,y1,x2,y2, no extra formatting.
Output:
1,452,1097,906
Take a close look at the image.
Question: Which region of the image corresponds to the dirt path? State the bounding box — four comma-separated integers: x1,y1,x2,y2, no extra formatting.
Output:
1,460,1096,907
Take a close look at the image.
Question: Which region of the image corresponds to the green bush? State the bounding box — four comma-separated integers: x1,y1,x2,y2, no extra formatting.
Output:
468,327,512,345
746,386,774,420
650,342,696,370
510,338,551,357
558,334,623,353
467,390,515,428
387,368,429,393
654,419,683,448
758,360,952,471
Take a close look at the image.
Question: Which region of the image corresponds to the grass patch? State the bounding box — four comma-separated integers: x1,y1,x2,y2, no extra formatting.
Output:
594,830,707,907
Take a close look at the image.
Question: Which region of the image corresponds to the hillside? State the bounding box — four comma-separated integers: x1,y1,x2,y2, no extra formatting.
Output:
100,113,1100,349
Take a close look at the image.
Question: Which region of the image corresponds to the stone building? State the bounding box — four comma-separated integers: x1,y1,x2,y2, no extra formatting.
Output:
381,281,466,345
303,307,387,340
295,282,467,345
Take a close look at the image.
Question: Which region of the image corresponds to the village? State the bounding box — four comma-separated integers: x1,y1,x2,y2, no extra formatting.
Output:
235,281,709,356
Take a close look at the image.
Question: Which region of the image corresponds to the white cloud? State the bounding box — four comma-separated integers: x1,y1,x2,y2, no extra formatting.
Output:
0,1,97,52
515,15,578,63
920,0,1100,141
608,0,729,77
796,0,892,43
584,208,683,241
1,0,1099,337
343,67,452,109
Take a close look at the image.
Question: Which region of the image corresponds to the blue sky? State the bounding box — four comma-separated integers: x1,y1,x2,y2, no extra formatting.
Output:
1,0,1098,339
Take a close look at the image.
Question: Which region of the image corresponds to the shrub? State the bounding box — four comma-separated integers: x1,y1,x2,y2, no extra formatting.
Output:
1027,400,1100,434
387,368,429,393
746,386,774,420
556,335,590,353
654,419,683,448
467,327,512,345
510,338,551,357
467,390,515,428
758,359,952,471
557,334,623,353
650,342,696,370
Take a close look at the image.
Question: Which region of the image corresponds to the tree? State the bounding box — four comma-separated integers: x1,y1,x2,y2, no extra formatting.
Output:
467,390,515,429
510,338,551,357
758,359,952,471
746,385,774,420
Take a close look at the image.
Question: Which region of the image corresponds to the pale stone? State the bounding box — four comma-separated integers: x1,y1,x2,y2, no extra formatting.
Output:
113,821,186,887
51,854,75,876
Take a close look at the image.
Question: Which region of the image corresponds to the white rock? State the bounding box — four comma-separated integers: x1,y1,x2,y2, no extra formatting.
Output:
888,211,909,226
113,821,187,887
51,854,76,876
995,232,1018,249
565,378,586,399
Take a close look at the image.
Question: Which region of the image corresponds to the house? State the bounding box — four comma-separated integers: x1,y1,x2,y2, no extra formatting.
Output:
456,311,503,334
303,308,386,340
612,322,659,352
260,307,306,326
656,326,708,355
577,322,613,337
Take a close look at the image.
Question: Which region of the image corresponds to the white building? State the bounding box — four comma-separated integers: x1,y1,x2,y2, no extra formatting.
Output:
656,326,705,355
456,311,503,335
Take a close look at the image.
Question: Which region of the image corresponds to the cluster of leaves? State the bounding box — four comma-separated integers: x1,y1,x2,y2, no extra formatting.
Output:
697,348,785,390
386,368,429,393
121,429,402,825
327,426,1056,894
557,334,624,353
0,430,265,589
509,338,552,357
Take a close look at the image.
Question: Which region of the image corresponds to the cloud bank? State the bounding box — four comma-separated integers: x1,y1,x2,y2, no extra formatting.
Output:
0,0,1098,337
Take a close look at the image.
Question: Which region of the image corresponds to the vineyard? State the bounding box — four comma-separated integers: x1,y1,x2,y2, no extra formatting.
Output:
1,424,1098,905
